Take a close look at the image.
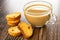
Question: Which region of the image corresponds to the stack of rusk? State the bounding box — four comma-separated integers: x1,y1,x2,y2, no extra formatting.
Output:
6,12,33,38
6,12,21,26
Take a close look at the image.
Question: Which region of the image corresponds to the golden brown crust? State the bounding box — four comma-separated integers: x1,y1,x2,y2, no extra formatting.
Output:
7,22,19,26
6,12,21,21
7,19,20,24
8,26,21,37
18,22,33,38
6,16,20,21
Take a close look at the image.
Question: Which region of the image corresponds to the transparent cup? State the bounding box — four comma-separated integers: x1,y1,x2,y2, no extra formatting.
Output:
23,1,56,27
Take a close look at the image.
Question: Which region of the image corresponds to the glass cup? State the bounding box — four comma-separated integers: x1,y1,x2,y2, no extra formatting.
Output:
23,1,56,27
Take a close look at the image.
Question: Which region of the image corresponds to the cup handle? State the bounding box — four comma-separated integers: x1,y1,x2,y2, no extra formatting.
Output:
48,14,56,24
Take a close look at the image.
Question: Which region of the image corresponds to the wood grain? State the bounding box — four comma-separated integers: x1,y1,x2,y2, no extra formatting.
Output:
0,16,60,40
0,5,60,40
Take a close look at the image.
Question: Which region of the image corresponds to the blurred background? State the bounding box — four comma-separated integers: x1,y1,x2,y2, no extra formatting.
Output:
0,0,59,22
0,0,59,40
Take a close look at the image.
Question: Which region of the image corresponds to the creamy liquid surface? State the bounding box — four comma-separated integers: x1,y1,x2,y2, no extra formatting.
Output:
25,5,50,16
24,4,51,26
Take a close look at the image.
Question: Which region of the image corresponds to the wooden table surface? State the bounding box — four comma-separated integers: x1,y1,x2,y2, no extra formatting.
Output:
0,11,60,40
0,3,60,39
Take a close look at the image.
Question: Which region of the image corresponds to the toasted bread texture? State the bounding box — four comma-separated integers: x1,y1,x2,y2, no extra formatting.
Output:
18,22,33,38
7,19,20,24
7,22,18,26
8,26,21,37
6,12,21,21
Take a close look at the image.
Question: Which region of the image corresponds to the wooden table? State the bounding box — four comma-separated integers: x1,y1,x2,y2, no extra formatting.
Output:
0,11,60,40
0,0,59,40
